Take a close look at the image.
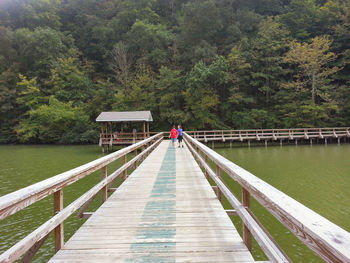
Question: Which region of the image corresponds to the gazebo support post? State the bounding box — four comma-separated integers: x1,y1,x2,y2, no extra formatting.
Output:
147,122,150,137
143,121,146,139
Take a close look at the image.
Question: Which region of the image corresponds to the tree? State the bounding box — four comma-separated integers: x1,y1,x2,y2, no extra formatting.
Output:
126,20,174,69
113,65,156,113
247,17,290,107
156,66,185,128
184,59,221,129
16,74,43,110
283,36,340,104
16,96,96,143
14,27,68,81
109,41,133,90
48,57,94,105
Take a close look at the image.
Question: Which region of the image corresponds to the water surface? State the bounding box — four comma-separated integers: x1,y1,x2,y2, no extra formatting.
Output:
0,145,125,262
214,143,350,262
1,143,349,262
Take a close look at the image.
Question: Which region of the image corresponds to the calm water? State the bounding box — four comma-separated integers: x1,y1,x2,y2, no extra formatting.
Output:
214,143,350,262
0,144,349,262
0,145,126,262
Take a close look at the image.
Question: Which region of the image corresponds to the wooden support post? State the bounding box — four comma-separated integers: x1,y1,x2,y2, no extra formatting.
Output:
295,139,298,146
242,187,252,251
310,138,313,145
205,155,209,180
101,166,107,203
216,165,222,202
147,122,150,137
134,149,138,168
143,121,146,139
54,190,64,252
123,155,127,180
248,140,250,148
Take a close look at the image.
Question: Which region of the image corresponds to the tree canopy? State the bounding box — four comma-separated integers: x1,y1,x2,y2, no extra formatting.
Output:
0,0,349,143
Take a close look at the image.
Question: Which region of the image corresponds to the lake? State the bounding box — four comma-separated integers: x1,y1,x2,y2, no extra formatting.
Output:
214,143,350,262
1,143,349,262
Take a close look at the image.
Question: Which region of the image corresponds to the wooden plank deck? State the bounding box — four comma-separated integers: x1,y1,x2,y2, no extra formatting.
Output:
49,141,255,263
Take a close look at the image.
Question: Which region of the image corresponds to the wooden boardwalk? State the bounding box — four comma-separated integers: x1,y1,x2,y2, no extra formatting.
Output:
49,141,254,262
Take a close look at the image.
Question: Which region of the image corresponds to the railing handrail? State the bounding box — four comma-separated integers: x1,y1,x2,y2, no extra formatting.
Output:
0,133,163,221
184,137,290,262
101,131,159,136
186,127,350,133
183,132,350,263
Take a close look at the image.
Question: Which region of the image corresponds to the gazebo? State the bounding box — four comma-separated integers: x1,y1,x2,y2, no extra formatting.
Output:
96,111,153,150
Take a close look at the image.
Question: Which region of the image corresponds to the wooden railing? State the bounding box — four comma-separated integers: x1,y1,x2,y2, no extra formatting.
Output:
183,132,350,263
99,131,159,145
186,127,350,143
0,133,163,263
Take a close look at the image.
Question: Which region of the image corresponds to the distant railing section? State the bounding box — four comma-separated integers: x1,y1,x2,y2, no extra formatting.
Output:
183,132,350,263
0,133,164,263
186,127,350,145
99,131,159,146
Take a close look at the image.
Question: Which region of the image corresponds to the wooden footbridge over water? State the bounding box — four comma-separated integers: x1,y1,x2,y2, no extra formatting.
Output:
1,133,350,262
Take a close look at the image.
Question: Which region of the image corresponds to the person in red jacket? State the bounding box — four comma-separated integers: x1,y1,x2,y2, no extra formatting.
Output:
169,125,178,147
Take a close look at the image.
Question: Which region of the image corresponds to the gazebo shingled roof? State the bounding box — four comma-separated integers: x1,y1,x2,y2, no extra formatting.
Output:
96,111,153,122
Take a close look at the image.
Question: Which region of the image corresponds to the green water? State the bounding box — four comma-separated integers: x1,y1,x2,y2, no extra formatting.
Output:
1,144,349,262
0,145,126,262
214,143,350,262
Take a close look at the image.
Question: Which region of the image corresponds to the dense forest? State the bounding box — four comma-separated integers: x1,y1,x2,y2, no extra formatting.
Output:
0,0,349,143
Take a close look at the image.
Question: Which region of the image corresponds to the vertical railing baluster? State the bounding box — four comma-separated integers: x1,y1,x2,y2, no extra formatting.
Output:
134,149,138,168
205,155,209,180
242,187,252,251
123,154,127,180
216,165,222,202
54,190,64,252
101,166,107,203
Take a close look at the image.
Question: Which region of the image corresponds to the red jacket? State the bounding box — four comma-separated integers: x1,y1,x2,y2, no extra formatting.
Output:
170,128,178,138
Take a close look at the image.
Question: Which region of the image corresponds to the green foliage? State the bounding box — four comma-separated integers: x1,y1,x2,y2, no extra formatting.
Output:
16,74,43,110
48,57,94,105
184,57,229,129
16,96,96,143
14,27,68,80
156,66,185,128
283,36,340,104
113,65,156,113
127,20,174,69
1,0,350,144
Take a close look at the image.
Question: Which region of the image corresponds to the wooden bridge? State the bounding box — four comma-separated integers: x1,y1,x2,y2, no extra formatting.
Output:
187,127,350,147
1,133,350,262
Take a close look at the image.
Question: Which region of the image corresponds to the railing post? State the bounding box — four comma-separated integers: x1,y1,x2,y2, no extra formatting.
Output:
54,190,64,252
101,166,107,203
123,154,127,180
216,165,222,202
242,187,252,251
205,155,209,180
134,149,138,168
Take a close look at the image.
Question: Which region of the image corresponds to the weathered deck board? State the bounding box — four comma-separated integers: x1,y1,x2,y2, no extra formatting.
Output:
49,141,254,263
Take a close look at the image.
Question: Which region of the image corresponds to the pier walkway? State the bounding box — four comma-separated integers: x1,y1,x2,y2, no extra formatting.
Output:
49,141,254,262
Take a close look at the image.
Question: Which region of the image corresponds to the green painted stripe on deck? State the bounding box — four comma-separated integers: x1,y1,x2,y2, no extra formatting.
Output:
128,142,176,262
